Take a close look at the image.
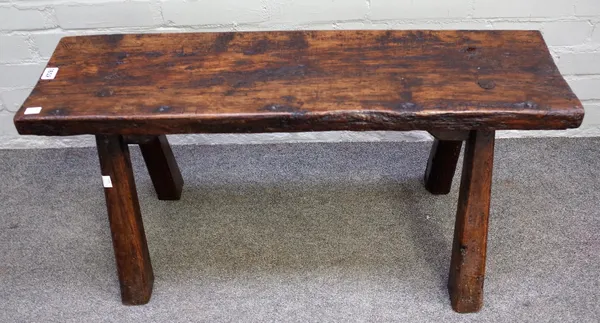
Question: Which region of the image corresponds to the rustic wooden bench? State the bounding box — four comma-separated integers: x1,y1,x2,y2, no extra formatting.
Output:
14,30,584,313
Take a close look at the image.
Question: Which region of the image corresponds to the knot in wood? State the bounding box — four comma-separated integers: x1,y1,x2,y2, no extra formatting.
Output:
477,79,496,90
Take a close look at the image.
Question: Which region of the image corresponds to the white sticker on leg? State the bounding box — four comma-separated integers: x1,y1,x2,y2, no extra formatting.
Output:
102,176,113,188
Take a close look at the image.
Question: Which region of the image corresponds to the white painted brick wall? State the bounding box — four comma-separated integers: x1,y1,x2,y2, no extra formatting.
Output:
558,53,600,75
0,35,32,62
268,0,367,24
31,33,65,59
162,0,266,26
370,0,472,20
0,64,45,88
0,0,599,137
0,88,31,112
568,78,600,100
542,21,593,46
593,26,600,43
55,2,157,29
473,0,574,18
582,104,600,126
575,0,600,16
0,6,55,31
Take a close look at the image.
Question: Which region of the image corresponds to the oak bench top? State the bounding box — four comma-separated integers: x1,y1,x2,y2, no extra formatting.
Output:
14,30,584,136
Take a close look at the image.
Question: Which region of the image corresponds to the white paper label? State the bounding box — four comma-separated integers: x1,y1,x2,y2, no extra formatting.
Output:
102,176,113,188
41,67,59,80
24,107,42,115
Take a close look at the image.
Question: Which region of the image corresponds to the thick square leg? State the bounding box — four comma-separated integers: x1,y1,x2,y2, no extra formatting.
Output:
448,130,495,313
424,139,463,195
96,135,154,305
139,135,183,200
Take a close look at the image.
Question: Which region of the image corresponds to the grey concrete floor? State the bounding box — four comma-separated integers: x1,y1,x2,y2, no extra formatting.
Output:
0,138,599,322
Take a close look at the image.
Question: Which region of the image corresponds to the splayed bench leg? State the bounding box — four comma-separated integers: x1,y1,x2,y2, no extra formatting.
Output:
96,135,154,305
424,139,463,194
447,130,495,313
139,135,184,200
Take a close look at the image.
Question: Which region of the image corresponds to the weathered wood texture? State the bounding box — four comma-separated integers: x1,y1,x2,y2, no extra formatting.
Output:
424,139,463,195
15,30,583,135
139,135,183,200
448,130,495,313
96,135,154,305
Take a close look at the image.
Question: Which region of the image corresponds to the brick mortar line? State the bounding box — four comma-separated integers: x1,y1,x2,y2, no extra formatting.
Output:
1,16,598,30
564,75,600,80
1,1,598,23
1,23,599,37
1,13,598,28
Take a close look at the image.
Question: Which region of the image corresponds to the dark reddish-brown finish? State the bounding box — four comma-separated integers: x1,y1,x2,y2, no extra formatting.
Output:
12,30,585,313
14,30,583,136
424,139,463,195
448,130,495,313
96,135,154,305
139,135,183,200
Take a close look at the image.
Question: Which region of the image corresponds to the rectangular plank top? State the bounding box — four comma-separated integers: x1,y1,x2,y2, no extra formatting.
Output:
14,30,584,136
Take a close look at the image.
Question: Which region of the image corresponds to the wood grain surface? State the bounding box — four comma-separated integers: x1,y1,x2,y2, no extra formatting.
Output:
15,30,583,135
96,135,154,305
448,130,495,313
